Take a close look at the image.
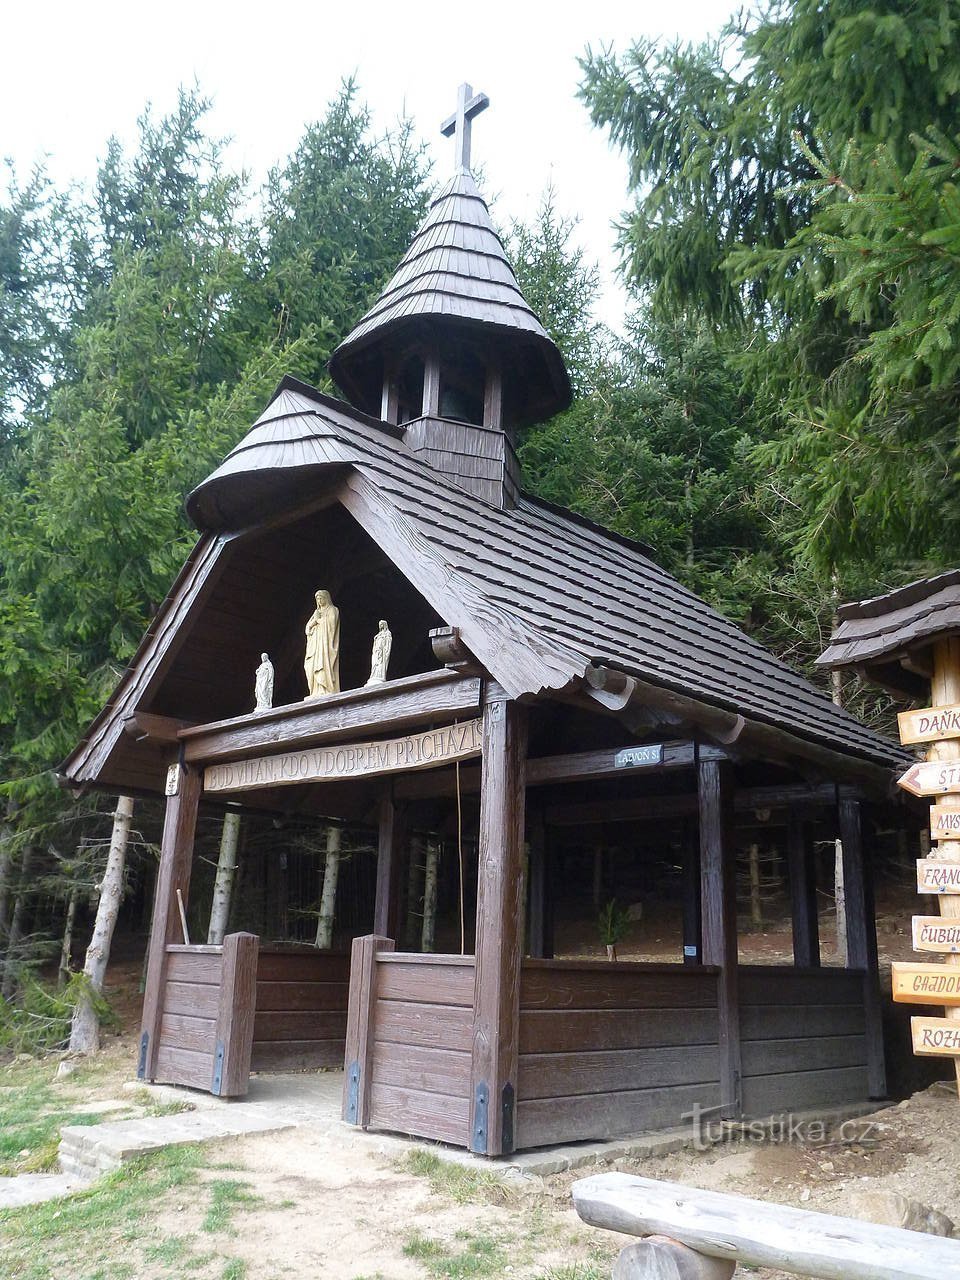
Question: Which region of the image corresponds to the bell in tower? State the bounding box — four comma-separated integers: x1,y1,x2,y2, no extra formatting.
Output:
327,84,571,510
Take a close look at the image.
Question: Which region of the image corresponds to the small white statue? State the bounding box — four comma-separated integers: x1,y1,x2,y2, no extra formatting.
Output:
254,652,275,711
304,589,341,698
366,619,393,686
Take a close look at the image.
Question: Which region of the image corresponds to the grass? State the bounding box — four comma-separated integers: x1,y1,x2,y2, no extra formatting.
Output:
202,1178,263,1233
404,1227,508,1278
0,1144,204,1280
401,1149,512,1206
0,1057,120,1175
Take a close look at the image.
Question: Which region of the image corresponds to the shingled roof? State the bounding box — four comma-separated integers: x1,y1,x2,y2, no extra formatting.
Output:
328,170,571,423
183,378,901,774
818,571,960,700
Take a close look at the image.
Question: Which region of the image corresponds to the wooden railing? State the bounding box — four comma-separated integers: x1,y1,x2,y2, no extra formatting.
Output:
739,967,870,1116
153,933,257,1096
252,945,349,1072
343,937,474,1146
516,959,721,1148
572,1172,960,1280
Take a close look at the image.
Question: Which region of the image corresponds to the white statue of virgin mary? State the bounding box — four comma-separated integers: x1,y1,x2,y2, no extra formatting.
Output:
303,590,341,698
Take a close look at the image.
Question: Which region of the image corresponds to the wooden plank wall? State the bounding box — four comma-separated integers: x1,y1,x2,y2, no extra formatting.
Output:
515,961,722,1149
366,953,475,1147
156,945,223,1089
251,947,350,1071
739,967,869,1116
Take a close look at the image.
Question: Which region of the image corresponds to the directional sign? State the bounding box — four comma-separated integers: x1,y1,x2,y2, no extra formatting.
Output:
931,804,960,841
892,962,960,1005
898,703,960,746
913,915,960,953
897,760,960,797
917,858,960,894
912,1016,960,1056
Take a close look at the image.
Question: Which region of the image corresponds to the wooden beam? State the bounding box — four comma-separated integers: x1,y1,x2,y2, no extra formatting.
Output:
571,1172,960,1280
343,934,395,1127
180,670,481,764
139,760,202,1081
211,932,258,1097
373,785,406,940
838,798,886,1098
122,712,196,743
470,690,528,1156
542,782,866,829
698,756,741,1119
787,813,820,968
527,741,728,786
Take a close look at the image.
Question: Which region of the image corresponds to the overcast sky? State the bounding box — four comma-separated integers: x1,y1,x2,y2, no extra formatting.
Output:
4,0,733,330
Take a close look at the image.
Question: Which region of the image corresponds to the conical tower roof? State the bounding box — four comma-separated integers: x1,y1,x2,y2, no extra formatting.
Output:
328,168,571,425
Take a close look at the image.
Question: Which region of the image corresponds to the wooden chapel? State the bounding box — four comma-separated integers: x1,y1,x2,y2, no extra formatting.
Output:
62,86,909,1157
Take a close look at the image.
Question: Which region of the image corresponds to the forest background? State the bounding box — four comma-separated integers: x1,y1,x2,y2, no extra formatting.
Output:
1,0,959,1041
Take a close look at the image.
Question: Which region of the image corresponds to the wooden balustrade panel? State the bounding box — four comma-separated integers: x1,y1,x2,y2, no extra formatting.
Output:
156,945,223,1090
251,946,350,1072
739,966,869,1116
366,953,474,1147
516,961,721,1149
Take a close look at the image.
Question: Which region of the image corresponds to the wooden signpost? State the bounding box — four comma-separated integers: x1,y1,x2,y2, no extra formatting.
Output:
893,635,960,1087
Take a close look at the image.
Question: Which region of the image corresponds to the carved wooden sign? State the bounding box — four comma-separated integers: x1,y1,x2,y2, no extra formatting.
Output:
911,1016,960,1056
204,718,483,794
917,857,960,894
892,961,960,1005
898,702,960,746
930,804,960,841
897,760,960,798
913,915,960,953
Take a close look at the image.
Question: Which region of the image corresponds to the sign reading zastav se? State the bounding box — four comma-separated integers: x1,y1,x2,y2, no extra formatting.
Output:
204,717,483,794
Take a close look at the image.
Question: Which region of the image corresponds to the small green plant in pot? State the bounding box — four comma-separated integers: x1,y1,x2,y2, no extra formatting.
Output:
597,898,630,961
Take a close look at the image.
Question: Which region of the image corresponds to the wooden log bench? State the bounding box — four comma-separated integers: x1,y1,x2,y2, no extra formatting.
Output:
572,1172,960,1280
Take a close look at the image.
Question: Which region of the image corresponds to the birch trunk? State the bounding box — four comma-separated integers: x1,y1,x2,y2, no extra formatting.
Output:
315,826,341,949
207,811,241,945
420,838,440,952
69,796,134,1053
403,835,425,949
1,844,35,1000
58,887,79,987
0,825,13,988
749,843,762,928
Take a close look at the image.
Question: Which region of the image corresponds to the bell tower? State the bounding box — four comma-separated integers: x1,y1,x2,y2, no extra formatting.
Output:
328,84,571,509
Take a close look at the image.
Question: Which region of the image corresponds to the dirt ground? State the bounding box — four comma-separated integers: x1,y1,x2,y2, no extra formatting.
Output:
38,956,959,1280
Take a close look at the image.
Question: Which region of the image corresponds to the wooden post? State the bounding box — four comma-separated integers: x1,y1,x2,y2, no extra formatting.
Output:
342,933,394,1126
698,757,741,1119
681,820,701,965
373,785,404,940
470,689,528,1155
211,932,259,1097
139,760,202,1080
929,635,960,1093
787,813,820,968
838,798,886,1098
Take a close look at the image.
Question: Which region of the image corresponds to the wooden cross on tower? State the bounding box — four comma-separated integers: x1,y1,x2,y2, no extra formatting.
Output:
441,83,489,172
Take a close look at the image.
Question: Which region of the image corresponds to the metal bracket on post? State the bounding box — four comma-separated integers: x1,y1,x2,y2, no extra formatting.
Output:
345,1061,361,1125
471,1081,489,1154
501,1081,515,1154
137,1031,149,1080
211,1041,225,1096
